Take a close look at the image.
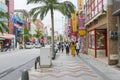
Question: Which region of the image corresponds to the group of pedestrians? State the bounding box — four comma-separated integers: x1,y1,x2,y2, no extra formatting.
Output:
57,41,81,57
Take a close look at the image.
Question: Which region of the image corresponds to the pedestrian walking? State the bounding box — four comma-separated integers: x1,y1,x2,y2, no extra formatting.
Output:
61,43,64,52
65,42,69,55
5,42,11,51
76,41,80,55
70,42,76,57
11,41,14,50
58,42,61,52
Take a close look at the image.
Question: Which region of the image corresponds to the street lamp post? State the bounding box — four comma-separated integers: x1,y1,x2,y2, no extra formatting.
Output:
23,30,25,49
62,16,64,42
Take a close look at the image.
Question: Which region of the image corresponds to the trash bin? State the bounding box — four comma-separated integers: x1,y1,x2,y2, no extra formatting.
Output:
40,46,52,68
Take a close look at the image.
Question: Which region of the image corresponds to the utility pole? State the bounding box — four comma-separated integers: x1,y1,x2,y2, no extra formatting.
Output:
62,16,64,42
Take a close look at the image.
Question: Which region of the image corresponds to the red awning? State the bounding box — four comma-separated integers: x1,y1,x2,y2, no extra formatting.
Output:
0,36,13,40
16,24,23,28
0,35,14,40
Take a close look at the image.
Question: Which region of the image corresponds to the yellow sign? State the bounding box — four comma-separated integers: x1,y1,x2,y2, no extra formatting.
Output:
78,30,86,36
72,11,77,32
78,0,84,11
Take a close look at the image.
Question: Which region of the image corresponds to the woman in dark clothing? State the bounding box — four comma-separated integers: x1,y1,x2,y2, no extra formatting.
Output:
61,43,64,52
65,42,69,55
58,43,61,52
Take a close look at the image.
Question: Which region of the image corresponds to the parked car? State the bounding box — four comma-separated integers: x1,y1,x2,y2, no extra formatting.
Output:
25,42,32,49
35,44,41,48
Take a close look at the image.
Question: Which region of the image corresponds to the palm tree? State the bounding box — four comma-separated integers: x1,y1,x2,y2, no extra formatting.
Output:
33,29,42,38
0,11,9,34
27,0,75,54
23,27,31,43
33,29,42,44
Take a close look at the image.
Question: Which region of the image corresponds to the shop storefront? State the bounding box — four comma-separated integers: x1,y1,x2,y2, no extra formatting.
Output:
88,29,107,58
0,38,5,51
112,0,120,66
78,29,87,54
13,16,24,47
0,33,15,52
84,0,118,65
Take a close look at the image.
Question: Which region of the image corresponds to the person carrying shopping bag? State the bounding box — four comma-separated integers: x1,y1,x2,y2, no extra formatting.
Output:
70,42,76,57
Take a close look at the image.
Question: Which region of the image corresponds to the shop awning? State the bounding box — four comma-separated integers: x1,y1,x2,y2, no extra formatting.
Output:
0,36,13,40
0,37,5,40
0,34,15,40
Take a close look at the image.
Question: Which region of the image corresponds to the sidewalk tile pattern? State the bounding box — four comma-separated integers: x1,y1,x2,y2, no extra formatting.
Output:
29,53,104,80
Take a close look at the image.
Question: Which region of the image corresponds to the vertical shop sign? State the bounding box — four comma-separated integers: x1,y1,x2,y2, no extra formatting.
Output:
67,26,71,36
72,11,77,32
78,0,84,11
79,14,85,29
70,18,72,28
71,32,77,41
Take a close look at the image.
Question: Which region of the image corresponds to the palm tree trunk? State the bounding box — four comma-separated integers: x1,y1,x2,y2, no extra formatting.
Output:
50,7,55,55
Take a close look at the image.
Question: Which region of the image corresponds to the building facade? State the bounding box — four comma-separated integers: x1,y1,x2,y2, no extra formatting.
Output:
7,0,14,34
13,9,29,47
0,0,15,51
28,19,44,35
112,0,120,66
85,0,118,65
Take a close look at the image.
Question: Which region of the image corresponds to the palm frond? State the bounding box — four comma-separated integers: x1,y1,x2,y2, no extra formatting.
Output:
29,6,49,20
0,21,8,33
0,21,9,31
53,1,75,18
34,29,42,38
0,11,9,34
0,11,9,18
0,24,4,33
39,6,49,20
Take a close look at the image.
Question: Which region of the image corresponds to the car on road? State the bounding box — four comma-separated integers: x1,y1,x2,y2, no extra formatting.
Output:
25,42,33,49
35,44,41,48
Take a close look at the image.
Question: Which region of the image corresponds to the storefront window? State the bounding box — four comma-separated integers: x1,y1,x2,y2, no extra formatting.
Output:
91,35,95,48
89,35,91,48
96,30,105,49
89,31,95,49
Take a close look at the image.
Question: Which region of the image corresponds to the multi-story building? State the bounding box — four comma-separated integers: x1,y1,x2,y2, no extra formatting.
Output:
7,0,14,34
0,0,15,51
28,19,44,44
14,9,29,46
28,19,44,35
64,16,70,42
14,9,29,26
112,0,120,66
85,0,117,65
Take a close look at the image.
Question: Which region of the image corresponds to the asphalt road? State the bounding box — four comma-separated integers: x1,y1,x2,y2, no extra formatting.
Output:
0,48,40,80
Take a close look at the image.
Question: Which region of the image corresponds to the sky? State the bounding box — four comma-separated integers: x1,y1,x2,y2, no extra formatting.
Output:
14,0,77,34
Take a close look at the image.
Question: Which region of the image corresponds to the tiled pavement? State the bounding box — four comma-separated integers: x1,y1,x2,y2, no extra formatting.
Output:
79,54,120,80
24,52,120,80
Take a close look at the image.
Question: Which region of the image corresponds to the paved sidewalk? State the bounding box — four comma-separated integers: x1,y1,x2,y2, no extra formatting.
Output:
19,53,120,80
79,54,120,80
